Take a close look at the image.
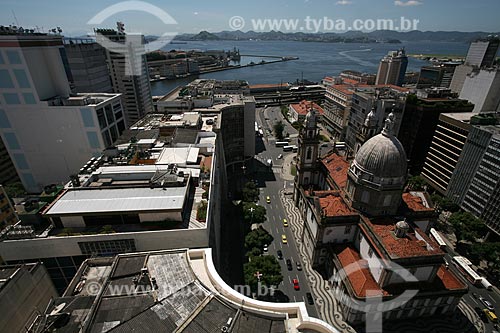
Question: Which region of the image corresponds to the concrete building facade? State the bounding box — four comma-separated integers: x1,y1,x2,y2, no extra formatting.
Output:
375,49,408,86
0,30,125,192
95,26,154,126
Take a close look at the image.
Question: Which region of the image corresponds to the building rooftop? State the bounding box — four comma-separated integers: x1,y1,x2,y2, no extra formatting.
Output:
364,217,444,260
45,186,188,216
402,192,434,213
290,100,324,116
321,153,350,189
33,249,334,333
335,245,386,298
313,191,356,218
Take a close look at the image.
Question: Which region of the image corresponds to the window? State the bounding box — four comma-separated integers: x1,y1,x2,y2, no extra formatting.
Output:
22,93,36,104
96,108,107,129
3,132,20,149
383,194,392,206
3,93,20,105
6,50,22,64
13,153,29,170
86,131,101,149
0,70,14,88
361,191,370,203
20,172,36,189
80,108,95,128
13,69,30,88
0,109,11,128
306,147,312,159
78,239,136,256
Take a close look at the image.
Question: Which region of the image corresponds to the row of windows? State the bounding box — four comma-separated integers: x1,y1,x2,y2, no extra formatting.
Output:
1,92,36,105
78,239,136,256
0,68,31,89
0,49,22,65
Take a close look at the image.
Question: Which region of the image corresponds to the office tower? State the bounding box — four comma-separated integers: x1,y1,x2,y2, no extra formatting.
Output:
0,26,125,192
421,113,474,194
450,36,500,93
417,63,459,89
0,136,19,186
459,68,500,112
446,113,500,234
0,262,57,332
344,85,408,155
398,92,474,174
465,37,500,68
375,48,408,86
95,24,154,127
64,38,113,93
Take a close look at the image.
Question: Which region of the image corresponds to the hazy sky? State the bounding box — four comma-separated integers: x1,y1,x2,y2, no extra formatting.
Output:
0,0,499,36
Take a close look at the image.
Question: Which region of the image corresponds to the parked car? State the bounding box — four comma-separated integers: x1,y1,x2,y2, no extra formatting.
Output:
292,278,300,290
263,244,268,253
283,219,288,227
266,196,271,204
277,154,283,159
296,261,302,271
306,292,314,305
277,250,283,260
286,259,293,271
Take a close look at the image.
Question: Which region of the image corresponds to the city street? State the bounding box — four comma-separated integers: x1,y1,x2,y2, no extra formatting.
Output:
252,106,320,315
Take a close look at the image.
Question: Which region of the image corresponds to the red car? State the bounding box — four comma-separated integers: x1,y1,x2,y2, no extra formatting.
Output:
293,279,300,290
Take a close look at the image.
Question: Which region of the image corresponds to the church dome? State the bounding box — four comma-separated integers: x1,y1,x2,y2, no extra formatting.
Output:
353,114,407,178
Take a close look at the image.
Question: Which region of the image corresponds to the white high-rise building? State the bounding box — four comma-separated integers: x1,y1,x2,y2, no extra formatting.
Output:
0,28,125,192
95,24,154,127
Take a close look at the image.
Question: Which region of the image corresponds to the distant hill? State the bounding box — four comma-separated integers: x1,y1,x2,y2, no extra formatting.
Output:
174,30,500,43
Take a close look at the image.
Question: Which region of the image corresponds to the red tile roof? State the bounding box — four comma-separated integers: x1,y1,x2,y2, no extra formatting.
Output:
365,218,444,259
200,156,212,171
321,153,350,189
290,100,324,116
313,191,355,217
336,246,387,298
436,265,467,290
402,192,434,212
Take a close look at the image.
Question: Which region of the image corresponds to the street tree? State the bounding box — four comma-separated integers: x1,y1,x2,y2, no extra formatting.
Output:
244,255,283,291
244,226,273,251
242,181,259,202
242,202,267,225
273,121,285,141
449,211,487,242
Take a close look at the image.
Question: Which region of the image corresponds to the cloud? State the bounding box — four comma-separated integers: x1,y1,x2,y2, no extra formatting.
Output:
394,0,423,6
336,0,352,5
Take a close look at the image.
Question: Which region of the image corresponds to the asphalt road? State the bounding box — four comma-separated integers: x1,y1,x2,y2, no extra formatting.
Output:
443,250,500,332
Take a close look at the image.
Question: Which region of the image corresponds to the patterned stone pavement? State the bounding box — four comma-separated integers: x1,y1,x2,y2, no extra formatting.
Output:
279,190,483,333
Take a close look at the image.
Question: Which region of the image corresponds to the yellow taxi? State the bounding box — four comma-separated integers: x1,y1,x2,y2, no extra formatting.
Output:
266,196,271,204
282,234,287,244
483,309,498,323
283,219,288,227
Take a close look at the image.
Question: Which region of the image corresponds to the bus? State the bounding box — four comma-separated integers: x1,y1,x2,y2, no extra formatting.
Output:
283,145,293,152
275,141,288,147
430,228,447,250
452,256,482,285
292,145,298,152
334,142,346,150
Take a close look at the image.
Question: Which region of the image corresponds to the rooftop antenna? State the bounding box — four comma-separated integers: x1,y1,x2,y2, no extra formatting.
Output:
11,10,19,27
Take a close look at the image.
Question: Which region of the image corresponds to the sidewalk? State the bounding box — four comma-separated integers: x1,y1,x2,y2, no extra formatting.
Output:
279,189,355,332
